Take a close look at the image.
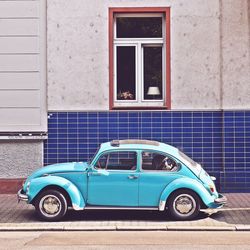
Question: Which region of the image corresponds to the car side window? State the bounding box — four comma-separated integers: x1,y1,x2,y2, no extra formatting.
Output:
95,151,137,171
142,151,179,171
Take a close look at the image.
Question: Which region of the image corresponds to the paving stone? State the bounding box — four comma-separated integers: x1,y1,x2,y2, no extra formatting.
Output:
0,193,249,231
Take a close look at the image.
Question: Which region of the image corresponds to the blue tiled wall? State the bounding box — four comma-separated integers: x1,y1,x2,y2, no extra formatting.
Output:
44,111,250,192
222,111,250,192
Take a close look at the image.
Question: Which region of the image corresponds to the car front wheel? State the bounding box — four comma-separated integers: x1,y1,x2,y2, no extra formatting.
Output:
34,189,68,221
167,189,200,220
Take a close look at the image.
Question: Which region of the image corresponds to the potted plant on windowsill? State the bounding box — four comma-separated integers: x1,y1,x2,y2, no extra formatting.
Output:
117,90,134,100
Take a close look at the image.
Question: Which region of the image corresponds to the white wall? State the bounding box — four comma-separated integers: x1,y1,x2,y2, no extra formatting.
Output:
0,0,47,132
221,0,250,109
171,0,221,110
47,0,250,111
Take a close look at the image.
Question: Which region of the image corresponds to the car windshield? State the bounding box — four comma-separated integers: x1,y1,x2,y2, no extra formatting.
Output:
178,150,198,168
87,147,100,165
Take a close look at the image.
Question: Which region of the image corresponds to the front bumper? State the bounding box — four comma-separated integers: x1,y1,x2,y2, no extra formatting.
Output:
17,189,28,203
214,193,227,205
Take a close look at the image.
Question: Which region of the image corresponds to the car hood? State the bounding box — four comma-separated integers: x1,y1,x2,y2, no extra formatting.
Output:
26,162,89,183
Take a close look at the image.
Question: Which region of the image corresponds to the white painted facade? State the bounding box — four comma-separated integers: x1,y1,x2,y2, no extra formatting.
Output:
0,0,46,178
0,0,47,132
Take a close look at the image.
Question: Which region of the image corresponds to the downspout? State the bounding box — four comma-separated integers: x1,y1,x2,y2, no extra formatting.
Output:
219,0,226,192
248,0,250,51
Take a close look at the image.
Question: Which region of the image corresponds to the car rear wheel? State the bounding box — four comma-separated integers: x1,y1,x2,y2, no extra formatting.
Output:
167,189,200,220
34,189,68,221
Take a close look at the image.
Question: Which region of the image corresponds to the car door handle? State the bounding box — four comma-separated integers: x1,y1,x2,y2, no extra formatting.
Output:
128,175,138,180
88,172,101,176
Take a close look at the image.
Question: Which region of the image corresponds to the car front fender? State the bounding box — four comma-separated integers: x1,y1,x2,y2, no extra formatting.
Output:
27,175,85,210
158,177,216,211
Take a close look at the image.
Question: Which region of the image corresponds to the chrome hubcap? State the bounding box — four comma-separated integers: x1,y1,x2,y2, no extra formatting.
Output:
40,195,61,217
173,194,196,216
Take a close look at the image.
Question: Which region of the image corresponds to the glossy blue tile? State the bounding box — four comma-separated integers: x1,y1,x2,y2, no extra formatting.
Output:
43,111,250,192
57,113,67,118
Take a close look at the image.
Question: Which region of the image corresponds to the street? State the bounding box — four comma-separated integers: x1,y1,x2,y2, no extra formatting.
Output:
0,231,250,250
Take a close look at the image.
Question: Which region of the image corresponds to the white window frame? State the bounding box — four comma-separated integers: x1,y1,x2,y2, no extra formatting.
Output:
113,13,165,107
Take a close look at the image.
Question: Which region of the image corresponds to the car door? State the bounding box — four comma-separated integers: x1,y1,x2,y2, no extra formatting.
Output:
87,150,139,206
138,151,181,207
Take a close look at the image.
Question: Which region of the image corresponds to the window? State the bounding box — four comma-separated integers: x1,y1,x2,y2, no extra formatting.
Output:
109,8,171,109
95,151,137,170
141,151,179,171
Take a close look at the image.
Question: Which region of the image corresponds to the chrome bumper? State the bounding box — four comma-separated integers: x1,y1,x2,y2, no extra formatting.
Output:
214,193,227,204
17,189,28,203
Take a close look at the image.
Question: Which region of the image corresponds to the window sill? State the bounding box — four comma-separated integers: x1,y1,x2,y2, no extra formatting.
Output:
111,106,169,110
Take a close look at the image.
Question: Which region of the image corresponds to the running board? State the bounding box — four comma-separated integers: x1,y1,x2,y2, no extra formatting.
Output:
84,206,159,211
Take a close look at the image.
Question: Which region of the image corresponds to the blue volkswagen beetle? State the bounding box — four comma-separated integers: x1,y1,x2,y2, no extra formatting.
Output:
18,140,226,221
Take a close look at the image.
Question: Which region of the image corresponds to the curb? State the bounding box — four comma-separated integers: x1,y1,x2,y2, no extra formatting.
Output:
116,225,167,231
235,225,250,231
0,223,246,232
166,225,235,231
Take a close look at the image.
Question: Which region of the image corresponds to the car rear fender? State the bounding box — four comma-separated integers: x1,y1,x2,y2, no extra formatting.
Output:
158,177,215,211
28,175,85,210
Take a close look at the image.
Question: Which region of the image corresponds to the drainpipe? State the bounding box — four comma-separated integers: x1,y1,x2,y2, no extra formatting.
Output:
219,0,225,192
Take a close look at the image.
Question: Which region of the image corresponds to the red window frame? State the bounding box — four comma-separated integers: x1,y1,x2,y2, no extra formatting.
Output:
109,7,171,110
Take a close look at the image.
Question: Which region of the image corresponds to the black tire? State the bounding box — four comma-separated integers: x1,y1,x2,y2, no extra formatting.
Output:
167,189,200,220
34,189,68,221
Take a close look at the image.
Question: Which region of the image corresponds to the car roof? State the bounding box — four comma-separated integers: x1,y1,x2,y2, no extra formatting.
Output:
99,140,179,156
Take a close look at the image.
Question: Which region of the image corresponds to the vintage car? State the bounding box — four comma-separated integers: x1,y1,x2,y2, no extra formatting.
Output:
18,140,227,221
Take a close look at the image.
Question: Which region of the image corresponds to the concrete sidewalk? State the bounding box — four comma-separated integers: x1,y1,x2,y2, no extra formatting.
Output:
0,193,249,231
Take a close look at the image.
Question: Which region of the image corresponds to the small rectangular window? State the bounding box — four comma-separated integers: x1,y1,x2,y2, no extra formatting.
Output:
109,8,171,109
116,17,162,38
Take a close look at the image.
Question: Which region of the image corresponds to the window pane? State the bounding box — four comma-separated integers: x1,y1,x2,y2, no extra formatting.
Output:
144,47,162,100
95,154,108,169
116,46,136,100
116,17,162,38
96,151,137,170
142,152,178,171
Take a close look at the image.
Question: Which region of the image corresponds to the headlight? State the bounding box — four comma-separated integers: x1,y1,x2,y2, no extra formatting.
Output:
26,182,31,193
